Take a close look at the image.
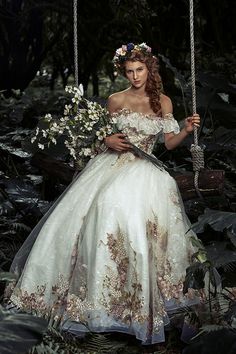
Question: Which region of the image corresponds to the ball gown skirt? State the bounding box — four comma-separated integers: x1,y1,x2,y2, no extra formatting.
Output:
7,109,201,345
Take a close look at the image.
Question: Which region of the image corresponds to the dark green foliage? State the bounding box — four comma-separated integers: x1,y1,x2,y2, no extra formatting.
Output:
182,328,236,354
31,330,131,354
0,272,17,282
0,306,47,354
0,0,235,96
0,2,235,352
183,263,206,294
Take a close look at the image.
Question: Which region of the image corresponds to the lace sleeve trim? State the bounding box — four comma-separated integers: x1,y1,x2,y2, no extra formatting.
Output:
162,113,180,134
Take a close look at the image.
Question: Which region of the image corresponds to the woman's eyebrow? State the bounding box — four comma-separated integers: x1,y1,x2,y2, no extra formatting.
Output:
126,66,144,70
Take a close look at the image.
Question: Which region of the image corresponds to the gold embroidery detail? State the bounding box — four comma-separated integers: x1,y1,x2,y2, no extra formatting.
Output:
146,215,168,252
113,151,136,167
169,189,181,206
8,222,200,337
146,215,184,302
100,228,145,323
163,113,174,120
157,260,184,301
111,108,159,120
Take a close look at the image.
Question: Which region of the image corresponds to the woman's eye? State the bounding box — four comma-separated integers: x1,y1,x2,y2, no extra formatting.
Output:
138,68,143,71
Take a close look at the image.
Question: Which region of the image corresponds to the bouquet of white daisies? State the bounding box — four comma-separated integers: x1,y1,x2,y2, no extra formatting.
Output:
31,84,117,169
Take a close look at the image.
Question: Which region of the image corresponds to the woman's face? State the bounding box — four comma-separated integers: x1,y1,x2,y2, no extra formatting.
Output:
125,60,149,89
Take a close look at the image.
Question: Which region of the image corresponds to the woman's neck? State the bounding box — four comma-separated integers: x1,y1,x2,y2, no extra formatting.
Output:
128,86,148,98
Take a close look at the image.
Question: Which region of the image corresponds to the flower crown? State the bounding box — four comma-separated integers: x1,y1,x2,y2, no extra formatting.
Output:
112,42,152,68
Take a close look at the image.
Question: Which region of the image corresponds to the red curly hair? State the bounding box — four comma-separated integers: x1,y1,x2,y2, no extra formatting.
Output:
118,51,163,115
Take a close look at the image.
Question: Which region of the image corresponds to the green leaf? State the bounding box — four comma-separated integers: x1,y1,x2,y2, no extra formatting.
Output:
183,263,206,294
0,272,17,282
0,312,47,354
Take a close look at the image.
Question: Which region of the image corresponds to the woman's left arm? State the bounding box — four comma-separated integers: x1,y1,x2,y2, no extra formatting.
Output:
161,95,200,150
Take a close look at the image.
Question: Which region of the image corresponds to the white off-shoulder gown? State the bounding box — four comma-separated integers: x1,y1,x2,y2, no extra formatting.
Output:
9,109,200,345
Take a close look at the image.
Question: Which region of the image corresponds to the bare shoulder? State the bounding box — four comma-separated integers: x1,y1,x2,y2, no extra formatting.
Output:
160,94,173,117
107,91,126,114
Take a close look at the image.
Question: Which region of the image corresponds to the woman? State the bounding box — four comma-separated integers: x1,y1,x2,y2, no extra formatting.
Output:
8,43,202,345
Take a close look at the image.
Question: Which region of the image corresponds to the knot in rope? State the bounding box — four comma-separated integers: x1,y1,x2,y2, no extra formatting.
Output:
190,144,205,172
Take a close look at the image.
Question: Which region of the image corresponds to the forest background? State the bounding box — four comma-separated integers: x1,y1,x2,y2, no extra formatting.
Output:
0,1,236,353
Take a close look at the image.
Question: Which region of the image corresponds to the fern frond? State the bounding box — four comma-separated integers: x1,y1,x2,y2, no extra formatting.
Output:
12,222,32,233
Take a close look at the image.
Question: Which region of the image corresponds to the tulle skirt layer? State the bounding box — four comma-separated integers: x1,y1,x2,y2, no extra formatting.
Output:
9,150,200,344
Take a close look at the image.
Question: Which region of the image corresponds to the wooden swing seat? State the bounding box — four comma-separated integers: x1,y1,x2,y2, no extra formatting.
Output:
173,169,225,200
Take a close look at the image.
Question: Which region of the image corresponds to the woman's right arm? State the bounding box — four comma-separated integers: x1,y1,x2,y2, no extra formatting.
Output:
104,95,131,152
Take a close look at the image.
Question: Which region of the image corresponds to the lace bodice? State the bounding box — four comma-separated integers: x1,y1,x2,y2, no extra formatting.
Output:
112,108,180,154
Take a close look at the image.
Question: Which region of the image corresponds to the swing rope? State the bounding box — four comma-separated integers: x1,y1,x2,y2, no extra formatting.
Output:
73,0,79,87
189,0,205,197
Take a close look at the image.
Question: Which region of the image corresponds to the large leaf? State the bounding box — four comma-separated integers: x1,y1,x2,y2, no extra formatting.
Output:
192,87,236,129
1,178,45,218
197,72,236,93
192,209,236,236
0,310,47,354
0,272,17,282
183,263,206,294
3,178,40,202
0,198,15,217
205,241,236,269
183,327,236,354
0,142,32,159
